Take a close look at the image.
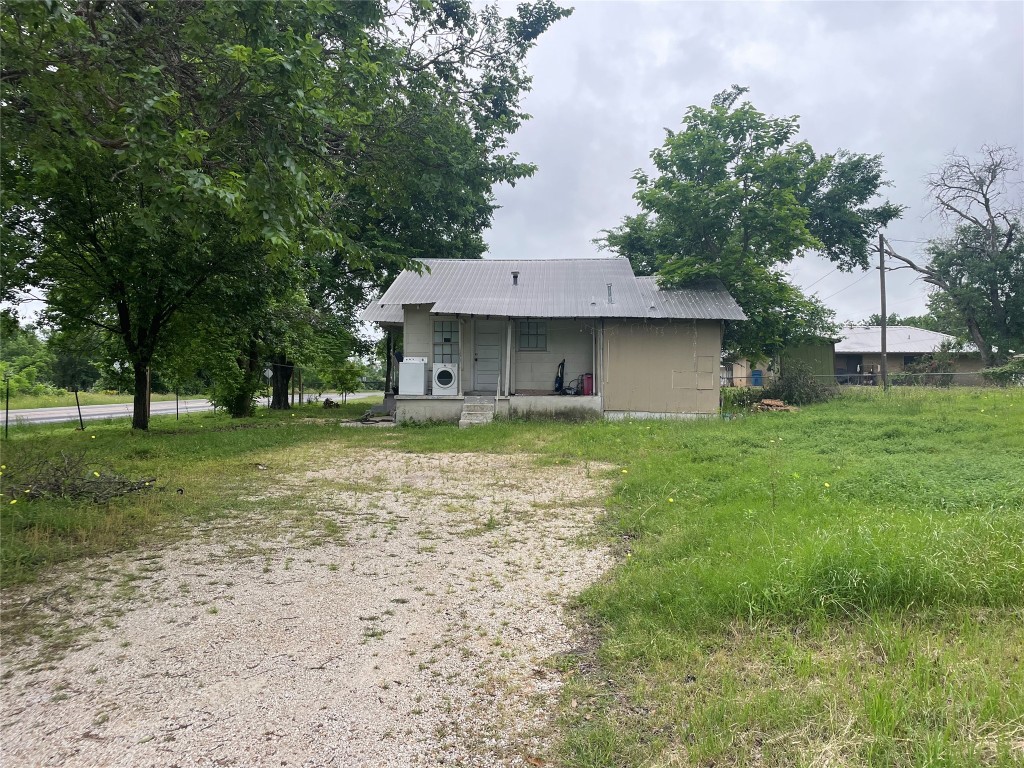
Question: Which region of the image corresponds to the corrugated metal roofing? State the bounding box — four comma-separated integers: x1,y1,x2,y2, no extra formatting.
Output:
836,326,976,354
360,259,746,322
635,277,747,320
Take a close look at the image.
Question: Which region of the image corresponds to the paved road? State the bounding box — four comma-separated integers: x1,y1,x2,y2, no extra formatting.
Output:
5,392,381,426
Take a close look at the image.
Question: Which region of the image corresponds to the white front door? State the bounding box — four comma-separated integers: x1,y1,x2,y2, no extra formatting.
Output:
474,320,502,393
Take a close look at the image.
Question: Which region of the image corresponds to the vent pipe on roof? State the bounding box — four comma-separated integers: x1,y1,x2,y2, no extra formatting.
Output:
607,283,614,304
512,271,519,286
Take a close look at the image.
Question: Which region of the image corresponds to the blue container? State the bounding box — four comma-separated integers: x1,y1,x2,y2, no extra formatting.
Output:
752,369,763,387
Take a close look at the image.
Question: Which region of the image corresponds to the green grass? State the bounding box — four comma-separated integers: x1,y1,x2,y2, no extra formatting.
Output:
3,389,379,410
551,387,1024,767
5,391,180,410
1,387,1022,766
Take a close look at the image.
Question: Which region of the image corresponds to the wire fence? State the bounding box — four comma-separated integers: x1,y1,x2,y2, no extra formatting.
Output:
722,371,1021,388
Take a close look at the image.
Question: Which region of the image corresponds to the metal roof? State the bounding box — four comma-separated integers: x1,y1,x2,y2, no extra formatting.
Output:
836,326,976,354
635,277,747,320
360,259,746,323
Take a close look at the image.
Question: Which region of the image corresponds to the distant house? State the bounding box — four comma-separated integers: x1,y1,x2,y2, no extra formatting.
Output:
834,325,982,383
360,259,746,424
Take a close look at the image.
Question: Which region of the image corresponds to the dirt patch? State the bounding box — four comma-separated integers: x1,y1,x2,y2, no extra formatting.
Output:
1,450,613,767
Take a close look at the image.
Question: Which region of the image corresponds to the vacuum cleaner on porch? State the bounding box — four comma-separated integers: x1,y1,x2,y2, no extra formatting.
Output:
553,360,594,396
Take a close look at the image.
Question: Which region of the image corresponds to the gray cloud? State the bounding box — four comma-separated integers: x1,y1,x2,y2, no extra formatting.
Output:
486,0,1024,323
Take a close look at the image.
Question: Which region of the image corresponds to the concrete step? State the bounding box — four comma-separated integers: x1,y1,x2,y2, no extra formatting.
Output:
462,403,494,413
463,395,494,404
458,407,495,428
459,417,493,429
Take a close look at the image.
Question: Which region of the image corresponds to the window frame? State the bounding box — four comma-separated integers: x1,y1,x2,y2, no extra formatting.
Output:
432,319,460,364
518,320,548,352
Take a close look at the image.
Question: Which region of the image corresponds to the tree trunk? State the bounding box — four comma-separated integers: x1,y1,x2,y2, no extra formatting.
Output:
226,343,261,417
132,360,150,430
964,315,994,368
270,353,293,409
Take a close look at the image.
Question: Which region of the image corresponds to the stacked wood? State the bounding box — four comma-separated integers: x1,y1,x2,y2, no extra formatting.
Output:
756,398,799,412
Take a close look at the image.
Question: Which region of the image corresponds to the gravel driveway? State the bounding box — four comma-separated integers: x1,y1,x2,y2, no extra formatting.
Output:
1,450,612,767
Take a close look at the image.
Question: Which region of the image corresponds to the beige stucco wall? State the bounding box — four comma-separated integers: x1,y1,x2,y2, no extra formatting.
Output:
402,305,433,359
395,396,464,423
504,394,602,417
603,320,722,415
858,353,984,374
512,319,595,392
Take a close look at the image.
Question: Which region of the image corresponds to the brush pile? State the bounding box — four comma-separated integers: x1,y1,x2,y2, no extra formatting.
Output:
2,450,155,504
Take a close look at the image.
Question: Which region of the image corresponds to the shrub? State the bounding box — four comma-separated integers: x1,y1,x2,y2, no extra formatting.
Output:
720,386,762,413
892,349,955,387
981,356,1024,387
761,360,836,405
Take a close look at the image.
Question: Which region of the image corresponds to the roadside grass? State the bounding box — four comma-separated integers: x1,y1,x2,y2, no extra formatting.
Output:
5,391,179,410
3,389,380,411
2,386,1022,765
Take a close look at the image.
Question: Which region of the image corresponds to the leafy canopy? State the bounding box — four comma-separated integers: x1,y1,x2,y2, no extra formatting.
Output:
600,86,902,359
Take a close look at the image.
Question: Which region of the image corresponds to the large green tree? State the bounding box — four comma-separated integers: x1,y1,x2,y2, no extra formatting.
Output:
2,0,388,427
599,86,903,360
884,146,1023,366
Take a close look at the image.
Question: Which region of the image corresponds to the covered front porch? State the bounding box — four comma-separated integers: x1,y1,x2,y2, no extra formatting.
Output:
388,313,604,424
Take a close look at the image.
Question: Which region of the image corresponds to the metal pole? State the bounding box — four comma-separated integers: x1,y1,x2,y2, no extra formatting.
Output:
879,233,889,390
4,377,9,439
175,388,179,420
74,387,85,430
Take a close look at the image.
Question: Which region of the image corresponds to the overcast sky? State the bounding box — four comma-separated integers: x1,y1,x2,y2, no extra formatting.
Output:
484,0,1024,323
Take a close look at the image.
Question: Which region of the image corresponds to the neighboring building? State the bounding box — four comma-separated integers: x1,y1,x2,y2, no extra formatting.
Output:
779,340,837,378
361,258,746,423
835,325,983,383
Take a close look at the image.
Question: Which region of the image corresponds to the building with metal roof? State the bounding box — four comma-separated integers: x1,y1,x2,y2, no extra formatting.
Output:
833,325,983,385
362,258,746,323
360,258,746,424
836,325,975,354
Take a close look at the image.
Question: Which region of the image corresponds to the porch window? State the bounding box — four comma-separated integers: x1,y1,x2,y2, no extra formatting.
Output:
518,320,547,351
433,320,459,364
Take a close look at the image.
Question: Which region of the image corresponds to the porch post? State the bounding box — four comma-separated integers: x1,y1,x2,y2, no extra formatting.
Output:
505,319,513,397
458,317,464,396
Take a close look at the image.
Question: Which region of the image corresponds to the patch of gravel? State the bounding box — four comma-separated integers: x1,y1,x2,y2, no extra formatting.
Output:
1,450,613,767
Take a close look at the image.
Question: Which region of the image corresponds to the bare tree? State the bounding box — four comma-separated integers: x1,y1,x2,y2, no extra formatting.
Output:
885,145,1023,366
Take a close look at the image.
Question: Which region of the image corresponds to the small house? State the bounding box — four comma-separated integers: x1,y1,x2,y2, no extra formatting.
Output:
360,259,746,424
835,325,983,383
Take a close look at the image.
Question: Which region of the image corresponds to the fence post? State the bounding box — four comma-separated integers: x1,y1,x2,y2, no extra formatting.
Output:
74,387,85,430
3,376,9,440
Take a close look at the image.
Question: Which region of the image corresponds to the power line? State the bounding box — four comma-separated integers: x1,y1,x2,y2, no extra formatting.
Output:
805,266,838,291
821,270,873,301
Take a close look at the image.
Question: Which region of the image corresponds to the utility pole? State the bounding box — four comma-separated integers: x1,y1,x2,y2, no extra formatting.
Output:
878,233,888,390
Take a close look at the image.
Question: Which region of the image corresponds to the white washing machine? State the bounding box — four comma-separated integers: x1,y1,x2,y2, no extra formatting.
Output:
432,364,459,395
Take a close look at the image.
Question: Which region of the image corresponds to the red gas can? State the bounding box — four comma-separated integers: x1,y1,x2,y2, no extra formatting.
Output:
581,373,593,396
